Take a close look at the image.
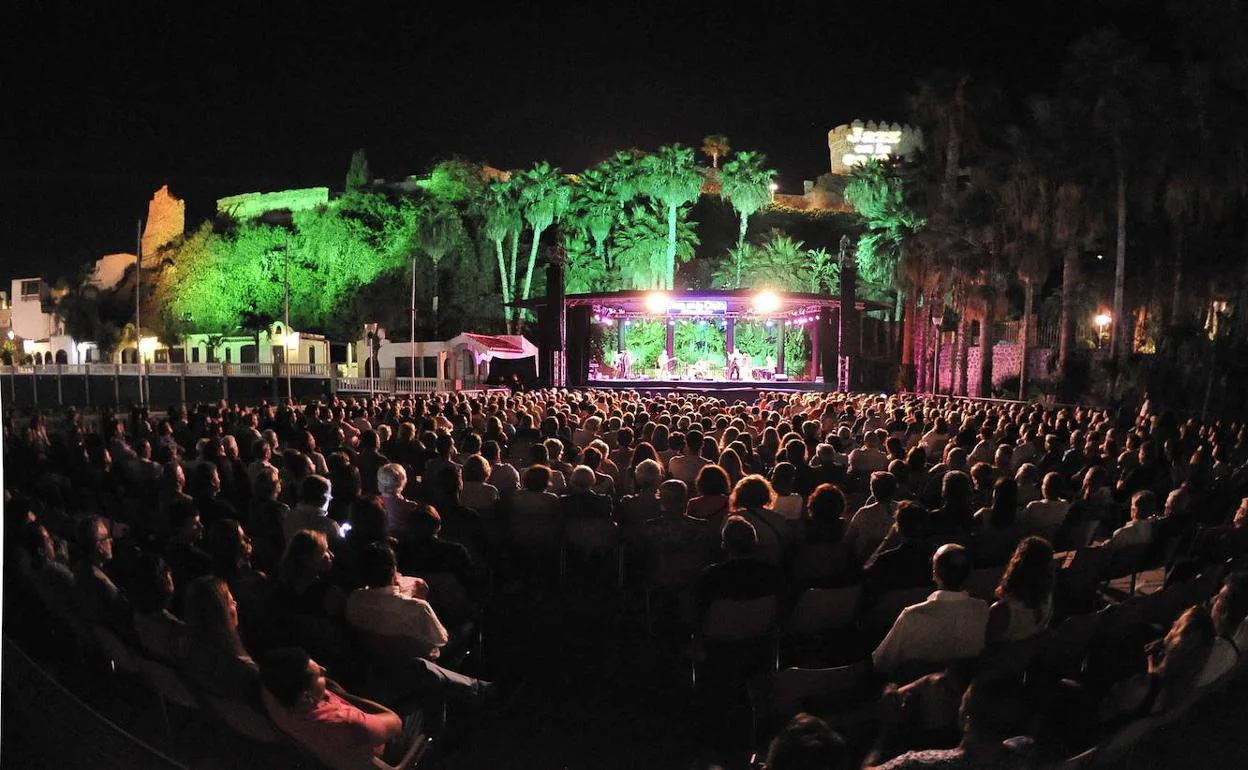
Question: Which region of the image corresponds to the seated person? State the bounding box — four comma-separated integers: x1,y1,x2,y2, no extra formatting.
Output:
763,713,848,770
985,537,1054,644
283,475,345,551
872,544,990,676
559,465,614,523
1198,573,1248,687
1020,472,1070,541
1104,490,1156,549
865,678,1033,769
685,464,732,525
770,462,806,522
129,551,185,663
179,575,260,701
346,544,449,661
693,515,783,622
643,479,708,554
395,504,478,600
863,503,935,597
260,647,407,770
847,472,899,565
72,515,130,634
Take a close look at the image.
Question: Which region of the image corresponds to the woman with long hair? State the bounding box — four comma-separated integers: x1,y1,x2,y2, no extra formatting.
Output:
686,464,732,525
179,575,259,700
729,474,791,567
719,448,745,487
986,536,1054,643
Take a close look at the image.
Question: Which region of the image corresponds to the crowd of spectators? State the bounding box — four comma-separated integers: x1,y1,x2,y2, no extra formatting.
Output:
5,388,1248,769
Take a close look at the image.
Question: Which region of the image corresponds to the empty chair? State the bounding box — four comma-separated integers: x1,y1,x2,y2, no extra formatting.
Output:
560,517,623,586
788,585,863,637
789,542,851,589
693,596,780,688
751,659,874,748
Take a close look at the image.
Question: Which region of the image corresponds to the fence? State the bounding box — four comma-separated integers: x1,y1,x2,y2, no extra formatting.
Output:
0,363,485,408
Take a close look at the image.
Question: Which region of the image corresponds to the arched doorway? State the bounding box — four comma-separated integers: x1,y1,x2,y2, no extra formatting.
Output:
34,352,44,365
55,350,68,364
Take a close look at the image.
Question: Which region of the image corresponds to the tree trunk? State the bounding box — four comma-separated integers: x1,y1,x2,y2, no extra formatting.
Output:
901,290,917,391
1111,160,1127,361
666,204,678,290
930,295,944,395
508,230,521,331
1169,225,1184,328
1058,244,1078,380
1019,280,1034,401
738,214,748,249
493,238,512,334
950,301,965,396
978,308,992,398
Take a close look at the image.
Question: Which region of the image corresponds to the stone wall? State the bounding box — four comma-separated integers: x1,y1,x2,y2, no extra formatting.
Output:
142,185,185,256
216,187,329,220
828,120,923,175
933,342,1055,396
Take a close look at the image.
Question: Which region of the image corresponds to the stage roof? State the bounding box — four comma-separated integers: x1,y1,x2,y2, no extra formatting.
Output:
513,289,889,318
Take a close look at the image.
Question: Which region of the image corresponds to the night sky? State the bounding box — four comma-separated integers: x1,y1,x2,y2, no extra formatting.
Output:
2,0,1155,288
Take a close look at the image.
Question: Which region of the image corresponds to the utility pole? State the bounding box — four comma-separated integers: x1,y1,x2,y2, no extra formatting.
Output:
410,254,417,399
135,220,144,406
285,241,292,403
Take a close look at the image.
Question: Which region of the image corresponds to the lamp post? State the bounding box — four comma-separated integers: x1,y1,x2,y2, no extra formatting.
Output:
410,255,417,400
1094,311,1112,349
284,242,292,403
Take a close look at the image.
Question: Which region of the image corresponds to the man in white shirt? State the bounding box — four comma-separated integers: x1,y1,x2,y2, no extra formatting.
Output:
848,431,890,477
1020,472,1070,539
346,544,449,660
872,544,989,675
1105,490,1156,549
283,475,344,548
846,471,899,564
669,429,711,489
1199,574,1248,687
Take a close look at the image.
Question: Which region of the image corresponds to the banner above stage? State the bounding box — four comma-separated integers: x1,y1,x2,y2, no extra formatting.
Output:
668,299,727,316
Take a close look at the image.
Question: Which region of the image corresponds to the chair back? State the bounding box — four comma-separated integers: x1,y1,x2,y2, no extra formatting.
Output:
704,596,778,642
93,625,142,675
509,507,561,548
417,572,477,628
140,658,200,709
564,517,619,552
645,548,708,590
790,542,849,588
1099,543,1150,582
1092,597,1147,648
1035,611,1100,676
789,586,862,636
354,628,427,667
768,661,871,719
205,694,281,743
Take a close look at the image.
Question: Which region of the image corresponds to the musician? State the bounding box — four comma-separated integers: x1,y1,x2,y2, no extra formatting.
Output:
617,349,630,379
728,348,742,381
657,351,670,378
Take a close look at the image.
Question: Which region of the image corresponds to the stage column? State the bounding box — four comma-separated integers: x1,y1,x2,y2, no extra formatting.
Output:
776,321,786,377
808,318,819,381
617,320,624,353
837,235,859,392
725,317,735,367
665,318,674,364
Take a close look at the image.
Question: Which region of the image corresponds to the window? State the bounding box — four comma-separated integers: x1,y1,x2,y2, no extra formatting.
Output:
308,346,316,365
225,347,232,363
20,280,40,298
192,347,200,363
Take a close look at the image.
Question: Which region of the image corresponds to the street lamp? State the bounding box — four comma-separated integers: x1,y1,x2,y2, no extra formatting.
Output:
1094,311,1112,348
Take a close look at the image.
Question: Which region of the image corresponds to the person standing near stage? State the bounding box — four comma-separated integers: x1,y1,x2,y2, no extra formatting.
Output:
728,348,742,381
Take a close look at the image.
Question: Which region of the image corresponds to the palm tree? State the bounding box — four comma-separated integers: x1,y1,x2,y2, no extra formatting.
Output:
482,179,520,315
570,167,621,269
517,161,571,306
712,243,756,289
417,202,458,326
719,150,776,248
613,202,700,290
1052,182,1099,380
639,145,703,290
701,134,731,169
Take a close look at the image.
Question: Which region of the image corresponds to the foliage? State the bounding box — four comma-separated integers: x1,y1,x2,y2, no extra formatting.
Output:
621,319,666,370
718,150,776,247
420,158,489,203
673,318,726,367
842,159,925,292
639,145,703,289
345,149,370,192
612,202,699,290
701,134,731,168
517,161,571,303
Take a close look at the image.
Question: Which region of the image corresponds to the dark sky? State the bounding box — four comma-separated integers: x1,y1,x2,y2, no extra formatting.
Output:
2,0,1149,287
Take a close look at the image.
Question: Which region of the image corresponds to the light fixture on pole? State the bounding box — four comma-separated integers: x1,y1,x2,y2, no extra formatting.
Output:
410,255,417,400
284,242,293,403
1094,311,1112,348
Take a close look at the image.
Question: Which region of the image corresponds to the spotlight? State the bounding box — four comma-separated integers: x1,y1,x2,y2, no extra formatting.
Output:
644,291,671,315
752,290,781,314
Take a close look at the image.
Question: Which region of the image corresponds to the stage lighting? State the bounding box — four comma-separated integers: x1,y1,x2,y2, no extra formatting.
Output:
752,290,780,314
645,291,671,315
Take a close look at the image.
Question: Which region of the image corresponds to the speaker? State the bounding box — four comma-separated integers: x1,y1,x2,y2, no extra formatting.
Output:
546,261,566,351
566,306,592,387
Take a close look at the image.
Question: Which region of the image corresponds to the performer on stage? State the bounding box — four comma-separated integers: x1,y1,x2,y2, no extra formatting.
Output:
657,351,670,379
617,349,630,379
728,348,741,381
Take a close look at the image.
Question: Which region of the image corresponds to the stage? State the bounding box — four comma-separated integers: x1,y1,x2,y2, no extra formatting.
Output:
586,378,834,400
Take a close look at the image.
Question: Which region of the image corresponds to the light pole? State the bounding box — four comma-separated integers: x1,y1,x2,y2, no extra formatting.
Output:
1094,311,1112,350
135,219,144,405
284,242,293,403
410,255,417,399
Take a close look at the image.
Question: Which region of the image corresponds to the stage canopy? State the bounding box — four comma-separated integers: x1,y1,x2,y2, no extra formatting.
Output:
516,288,890,320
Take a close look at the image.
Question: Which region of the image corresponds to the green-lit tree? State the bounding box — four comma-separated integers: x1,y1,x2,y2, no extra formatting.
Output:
639,145,703,290
416,202,460,326
612,202,700,289
712,243,757,289
570,166,622,271
719,150,776,248
701,134,731,169
517,162,570,310
481,179,521,322
345,149,370,192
